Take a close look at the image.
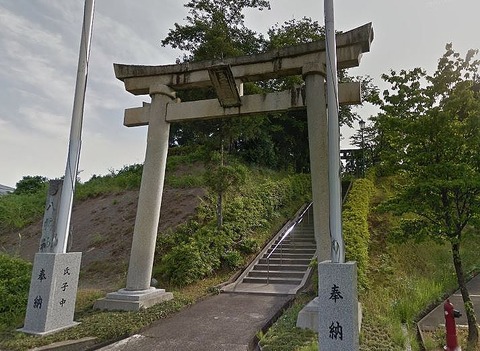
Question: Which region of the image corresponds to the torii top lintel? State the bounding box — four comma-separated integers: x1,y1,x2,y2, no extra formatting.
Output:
114,23,373,95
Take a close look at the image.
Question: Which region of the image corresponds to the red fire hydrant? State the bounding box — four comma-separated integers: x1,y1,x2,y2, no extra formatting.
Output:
444,299,462,351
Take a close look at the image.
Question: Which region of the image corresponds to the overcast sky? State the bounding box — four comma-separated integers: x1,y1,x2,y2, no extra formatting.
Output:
0,0,478,187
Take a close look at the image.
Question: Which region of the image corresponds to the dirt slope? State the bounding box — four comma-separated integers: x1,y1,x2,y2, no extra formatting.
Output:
0,186,205,291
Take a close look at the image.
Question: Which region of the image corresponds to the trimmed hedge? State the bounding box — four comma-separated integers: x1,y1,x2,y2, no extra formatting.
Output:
343,178,375,290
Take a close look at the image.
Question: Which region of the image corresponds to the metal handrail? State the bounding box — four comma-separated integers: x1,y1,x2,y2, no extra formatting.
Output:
266,202,313,284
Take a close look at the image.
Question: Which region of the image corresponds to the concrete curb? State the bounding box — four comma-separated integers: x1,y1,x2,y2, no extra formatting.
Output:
29,337,98,351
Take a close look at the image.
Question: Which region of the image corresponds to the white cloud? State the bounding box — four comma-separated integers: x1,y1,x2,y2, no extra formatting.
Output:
18,106,70,138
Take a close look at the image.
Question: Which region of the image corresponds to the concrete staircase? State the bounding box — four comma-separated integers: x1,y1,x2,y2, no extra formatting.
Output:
222,204,316,295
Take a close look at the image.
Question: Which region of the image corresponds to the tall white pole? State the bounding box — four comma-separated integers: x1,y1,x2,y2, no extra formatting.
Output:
324,0,345,263
54,0,95,253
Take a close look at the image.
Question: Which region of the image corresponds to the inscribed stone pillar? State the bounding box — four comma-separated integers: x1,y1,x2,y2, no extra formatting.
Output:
318,260,359,350
20,252,81,335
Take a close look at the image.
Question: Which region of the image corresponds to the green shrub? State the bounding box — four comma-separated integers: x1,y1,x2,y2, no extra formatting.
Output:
159,240,220,286
76,164,143,199
222,250,243,269
0,254,32,332
0,190,47,230
342,178,375,290
14,176,47,195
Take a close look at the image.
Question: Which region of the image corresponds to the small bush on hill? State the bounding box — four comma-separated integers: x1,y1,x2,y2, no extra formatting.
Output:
0,189,47,231
76,164,144,199
14,176,47,195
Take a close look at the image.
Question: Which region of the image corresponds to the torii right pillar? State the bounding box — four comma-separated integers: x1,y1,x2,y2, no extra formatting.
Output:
297,63,359,350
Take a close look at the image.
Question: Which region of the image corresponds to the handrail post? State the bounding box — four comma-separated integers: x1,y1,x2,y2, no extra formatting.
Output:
267,258,270,284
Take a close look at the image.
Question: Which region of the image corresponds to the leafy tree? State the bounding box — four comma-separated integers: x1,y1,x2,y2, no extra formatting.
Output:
162,0,269,61
204,151,247,228
349,121,381,175
14,175,47,195
163,0,269,162
377,44,480,349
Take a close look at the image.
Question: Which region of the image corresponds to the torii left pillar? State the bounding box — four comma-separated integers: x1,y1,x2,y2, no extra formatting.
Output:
95,84,174,311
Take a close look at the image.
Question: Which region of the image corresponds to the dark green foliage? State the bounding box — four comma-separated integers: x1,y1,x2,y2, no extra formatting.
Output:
374,45,480,249
14,176,47,195
342,178,375,290
162,0,269,61
0,254,32,332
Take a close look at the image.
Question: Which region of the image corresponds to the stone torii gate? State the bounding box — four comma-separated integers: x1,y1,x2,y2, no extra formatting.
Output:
94,23,373,311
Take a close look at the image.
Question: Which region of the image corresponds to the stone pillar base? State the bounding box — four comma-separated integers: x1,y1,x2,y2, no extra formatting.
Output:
94,287,173,311
297,297,362,333
296,297,320,331
19,322,80,336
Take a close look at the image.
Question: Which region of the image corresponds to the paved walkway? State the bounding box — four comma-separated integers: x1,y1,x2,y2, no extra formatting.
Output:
98,293,293,351
419,274,480,330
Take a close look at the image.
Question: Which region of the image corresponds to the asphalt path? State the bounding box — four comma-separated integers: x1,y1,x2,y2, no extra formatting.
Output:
419,274,480,330
98,293,293,351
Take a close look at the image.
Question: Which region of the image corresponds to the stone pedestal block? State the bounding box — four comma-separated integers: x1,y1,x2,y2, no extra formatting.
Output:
318,260,359,351
20,252,81,335
297,297,321,331
297,298,362,333
94,287,173,311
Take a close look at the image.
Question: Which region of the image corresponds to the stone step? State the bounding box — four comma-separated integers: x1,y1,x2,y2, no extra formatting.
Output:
247,270,305,279
263,252,314,260
258,257,312,265
275,235,315,243
266,248,316,255
242,276,302,285
281,235,314,240
292,227,314,232
274,241,316,247
253,263,309,271
270,242,316,250
292,228,314,232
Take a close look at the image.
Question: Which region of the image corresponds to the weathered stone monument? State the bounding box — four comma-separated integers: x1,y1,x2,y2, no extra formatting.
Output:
20,179,82,336
19,253,81,335
95,22,373,318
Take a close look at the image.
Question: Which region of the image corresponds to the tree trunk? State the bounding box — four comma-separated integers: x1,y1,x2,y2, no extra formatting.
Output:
216,138,224,230
217,191,223,229
451,241,478,350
